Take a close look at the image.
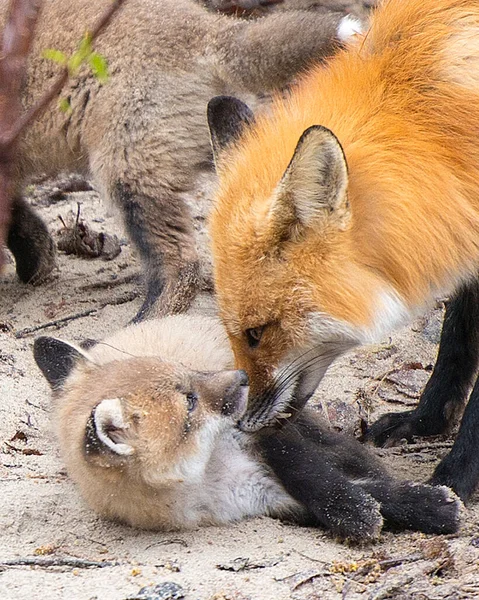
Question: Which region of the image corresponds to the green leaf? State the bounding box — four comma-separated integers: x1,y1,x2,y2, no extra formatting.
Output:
59,97,72,113
42,48,67,65
77,32,93,60
89,52,109,83
68,33,93,75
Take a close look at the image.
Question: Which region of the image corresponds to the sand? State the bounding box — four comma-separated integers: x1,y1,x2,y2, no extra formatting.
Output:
0,174,478,600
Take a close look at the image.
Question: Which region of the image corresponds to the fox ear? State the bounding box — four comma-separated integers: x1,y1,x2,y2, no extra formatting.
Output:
33,337,93,389
84,398,134,462
207,95,254,167
268,125,350,242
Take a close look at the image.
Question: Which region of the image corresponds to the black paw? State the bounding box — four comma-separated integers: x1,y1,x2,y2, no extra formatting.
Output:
362,410,447,447
7,197,56,285
328,492,383,543
386,482,461,534
429,454,477,503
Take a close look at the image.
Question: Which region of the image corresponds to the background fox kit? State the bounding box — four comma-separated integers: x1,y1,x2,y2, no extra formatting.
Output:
207,0,479,502
202,0,377,20
34,314,460,541
4,0,362,322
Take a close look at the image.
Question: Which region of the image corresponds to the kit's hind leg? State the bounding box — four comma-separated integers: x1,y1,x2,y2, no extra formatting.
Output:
292,410,461,533
257,424,383,542
357,478,460,534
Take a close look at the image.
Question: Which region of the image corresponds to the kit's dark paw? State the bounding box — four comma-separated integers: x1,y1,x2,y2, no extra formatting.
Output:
390,482,461,534
330,493,383,544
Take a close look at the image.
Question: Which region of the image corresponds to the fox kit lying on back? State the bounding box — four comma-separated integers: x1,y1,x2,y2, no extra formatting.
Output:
208,0,479,502
4,0,361,322
34,314,460,540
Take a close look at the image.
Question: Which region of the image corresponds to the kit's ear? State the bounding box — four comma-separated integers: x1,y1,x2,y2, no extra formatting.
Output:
84,398,134,462
207,95,254,168
33,336,93,389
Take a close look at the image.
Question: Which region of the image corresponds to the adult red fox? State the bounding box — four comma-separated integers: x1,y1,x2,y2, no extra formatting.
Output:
207,0,479,501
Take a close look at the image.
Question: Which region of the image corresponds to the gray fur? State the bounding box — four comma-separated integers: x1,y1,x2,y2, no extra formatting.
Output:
5,0,357,320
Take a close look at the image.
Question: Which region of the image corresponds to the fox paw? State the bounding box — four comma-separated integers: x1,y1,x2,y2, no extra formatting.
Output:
386,482,461,534
429,453,478,503
361,410,447,447
330,494,383,544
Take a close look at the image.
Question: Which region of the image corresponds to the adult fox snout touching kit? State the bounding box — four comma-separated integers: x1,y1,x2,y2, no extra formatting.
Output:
34,315,460,541
208,0,479,501
3,0,363,322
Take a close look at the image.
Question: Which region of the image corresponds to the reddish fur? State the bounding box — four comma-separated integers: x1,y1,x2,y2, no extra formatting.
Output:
212,0,479,341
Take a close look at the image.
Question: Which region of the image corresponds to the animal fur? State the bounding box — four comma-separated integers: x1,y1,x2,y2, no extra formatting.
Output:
207,0,479,500
34,314,460,541
5,0,361,321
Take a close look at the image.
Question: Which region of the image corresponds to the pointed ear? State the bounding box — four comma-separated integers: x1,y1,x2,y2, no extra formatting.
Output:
33,336,93,389
207,95,254,167
84,398,134,462
268,125,350,242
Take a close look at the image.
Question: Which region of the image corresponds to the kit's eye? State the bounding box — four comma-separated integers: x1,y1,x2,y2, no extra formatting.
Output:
186,392,198,413
245,326,265,349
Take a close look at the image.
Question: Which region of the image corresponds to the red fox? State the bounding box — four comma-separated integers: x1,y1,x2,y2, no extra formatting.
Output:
207,0,479,501
33,314,460,540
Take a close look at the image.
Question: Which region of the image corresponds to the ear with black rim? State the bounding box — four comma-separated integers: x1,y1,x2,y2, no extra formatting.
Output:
33,336,92,389
267,125,350,244
207,95,254,167
84,398,134,463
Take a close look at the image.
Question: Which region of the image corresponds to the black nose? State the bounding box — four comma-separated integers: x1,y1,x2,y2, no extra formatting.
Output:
237,370,249,386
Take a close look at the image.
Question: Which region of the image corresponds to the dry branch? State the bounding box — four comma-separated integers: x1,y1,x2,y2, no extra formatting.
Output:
0,0,126,271
0,556,119,569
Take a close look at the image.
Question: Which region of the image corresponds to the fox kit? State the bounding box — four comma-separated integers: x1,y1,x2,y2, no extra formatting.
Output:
4,0,361,322
207,0,479,502
202,0,376,20
34,314,460,540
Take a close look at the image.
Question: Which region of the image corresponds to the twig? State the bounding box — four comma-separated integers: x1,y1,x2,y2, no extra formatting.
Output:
292,549,329,564
383,441,454,454
14,290,139,337
0,0,126,270
144,538,188,550
5,0,127,147
0,556,119,569
291,570,332,590
78,273,139,291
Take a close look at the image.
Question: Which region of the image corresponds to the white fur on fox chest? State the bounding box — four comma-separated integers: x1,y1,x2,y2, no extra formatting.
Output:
167,429,302,528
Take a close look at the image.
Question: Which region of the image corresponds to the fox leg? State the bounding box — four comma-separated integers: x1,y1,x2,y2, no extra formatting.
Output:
85,76,213,321
7,195,56,285
257,425,383,542
363,279,479,446
292,411,460,532
112,181,200,322
429,376,479,501
357,479,460,534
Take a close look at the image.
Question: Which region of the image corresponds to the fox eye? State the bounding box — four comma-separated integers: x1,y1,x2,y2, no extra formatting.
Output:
186,393,198,413
245,326,265,348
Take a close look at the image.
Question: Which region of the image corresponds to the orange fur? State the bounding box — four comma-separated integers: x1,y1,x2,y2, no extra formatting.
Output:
211,0,479,397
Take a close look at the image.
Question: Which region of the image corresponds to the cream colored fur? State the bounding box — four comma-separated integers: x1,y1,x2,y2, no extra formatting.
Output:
46,315,302,530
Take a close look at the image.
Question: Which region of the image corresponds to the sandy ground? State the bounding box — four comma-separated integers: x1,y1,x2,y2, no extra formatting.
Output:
1,174,478,600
